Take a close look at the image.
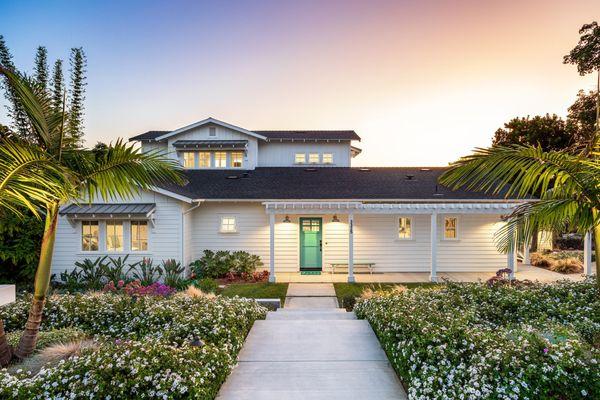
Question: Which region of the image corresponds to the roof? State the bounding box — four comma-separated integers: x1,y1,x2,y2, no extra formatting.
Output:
130,129,361,142
60,203,156,216
172,140,248,149
157,167,516,201
257,130,360,141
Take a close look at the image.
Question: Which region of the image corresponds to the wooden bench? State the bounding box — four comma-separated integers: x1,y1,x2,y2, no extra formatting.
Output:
330,262,375,275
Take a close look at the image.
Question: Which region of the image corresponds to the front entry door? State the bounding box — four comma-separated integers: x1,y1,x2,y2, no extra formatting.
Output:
300,218,322,270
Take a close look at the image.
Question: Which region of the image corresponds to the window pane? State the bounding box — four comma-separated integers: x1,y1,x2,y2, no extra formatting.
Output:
399,217,412,239
309,153,320,163
182,152,195,168
445,217,457,239
198,152,210,167
231,152,243,168
215,152,227,168
221,217,236,232
82,221,99,251
131,221,148,251
106,222,123,251
295,153,305,164
323,153,333,164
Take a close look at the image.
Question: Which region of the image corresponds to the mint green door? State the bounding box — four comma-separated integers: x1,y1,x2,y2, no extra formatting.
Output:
300,218,323,270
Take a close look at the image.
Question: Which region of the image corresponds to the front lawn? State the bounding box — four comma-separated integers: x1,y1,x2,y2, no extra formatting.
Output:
220,282,289,305
355,279,600,399
0,292,267,399
334,282,436,309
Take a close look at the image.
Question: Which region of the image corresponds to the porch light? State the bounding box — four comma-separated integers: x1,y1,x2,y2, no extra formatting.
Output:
283,215,291,223
331,214,340,223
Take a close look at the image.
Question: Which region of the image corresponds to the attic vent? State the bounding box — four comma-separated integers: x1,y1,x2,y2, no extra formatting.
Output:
359,168,371,172
420,168,431,171
304,168,318,172
226,175,239,180
405,174,415,180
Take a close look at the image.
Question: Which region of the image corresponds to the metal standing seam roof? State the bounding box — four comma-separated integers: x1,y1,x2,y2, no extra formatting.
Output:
129,130,361,142
172,140,248,149
59,203,156,216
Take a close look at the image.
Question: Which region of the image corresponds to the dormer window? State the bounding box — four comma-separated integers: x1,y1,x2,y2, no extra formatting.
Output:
309,153,320,164
182,152,195,168
295,153,306,164
209,127,216,137
215,152,227,168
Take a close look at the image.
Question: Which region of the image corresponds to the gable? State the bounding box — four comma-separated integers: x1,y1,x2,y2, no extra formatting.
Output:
154,117,267,142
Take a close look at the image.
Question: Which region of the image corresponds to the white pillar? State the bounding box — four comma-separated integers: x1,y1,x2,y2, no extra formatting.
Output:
348,213,355,283
584,231,593,276
507,232,517,279
430,213,438,282
269,213,276,283
522,240,531,266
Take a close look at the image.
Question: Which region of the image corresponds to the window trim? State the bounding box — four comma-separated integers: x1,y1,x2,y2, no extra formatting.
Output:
130,220,149,252
443,216,459,240
219,216,238,233
397,216,413,240
105,221,124,252
295,153,306,164
81,220,99,252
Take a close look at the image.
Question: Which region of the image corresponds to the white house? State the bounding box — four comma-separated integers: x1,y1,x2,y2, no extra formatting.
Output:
51,117,525,282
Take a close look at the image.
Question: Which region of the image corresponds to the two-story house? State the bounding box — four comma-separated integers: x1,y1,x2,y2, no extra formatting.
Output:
52,117,524,282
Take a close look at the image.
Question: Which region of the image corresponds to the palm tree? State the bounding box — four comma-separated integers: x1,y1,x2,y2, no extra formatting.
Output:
0,66,185,364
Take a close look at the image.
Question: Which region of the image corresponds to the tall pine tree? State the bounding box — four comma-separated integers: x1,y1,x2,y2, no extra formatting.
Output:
0,35,30,138
33,46,48,90
67,47,86,144
51,59,64,113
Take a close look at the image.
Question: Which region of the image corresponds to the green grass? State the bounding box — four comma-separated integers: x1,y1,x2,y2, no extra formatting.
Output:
220,282,289,305
334,282,437,310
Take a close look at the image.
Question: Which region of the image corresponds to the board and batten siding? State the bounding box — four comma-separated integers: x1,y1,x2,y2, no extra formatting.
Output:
257,142,351,167
51,191,185,276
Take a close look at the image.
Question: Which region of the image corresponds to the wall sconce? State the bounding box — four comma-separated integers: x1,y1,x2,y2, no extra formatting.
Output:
283,215,291,223
331,214,340,223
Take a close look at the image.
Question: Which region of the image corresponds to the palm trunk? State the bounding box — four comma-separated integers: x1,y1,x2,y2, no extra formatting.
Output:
0,320,12,366
13,203,59,359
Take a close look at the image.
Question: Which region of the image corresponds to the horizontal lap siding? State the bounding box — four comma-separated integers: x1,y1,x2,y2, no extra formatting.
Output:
51,192,184,276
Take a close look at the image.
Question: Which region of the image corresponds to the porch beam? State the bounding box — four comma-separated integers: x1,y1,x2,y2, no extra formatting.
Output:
584,231,593,276
348,213,355,283
430,213,437,282
269,213,276,283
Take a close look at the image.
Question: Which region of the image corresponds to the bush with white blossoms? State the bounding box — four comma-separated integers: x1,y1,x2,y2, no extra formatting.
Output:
354,278,599,400
0,293,267,399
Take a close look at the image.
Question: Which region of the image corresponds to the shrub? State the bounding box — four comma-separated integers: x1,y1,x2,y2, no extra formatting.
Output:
230,251,263,275
6,327,87,352
550,257,583,273
73,256,108,290
354,279,600,399
162,258,186,288
102,255,131,283
129,257,162,285
341,294,356,311
531,252,553,268
191,250,232,279
195,278,219,294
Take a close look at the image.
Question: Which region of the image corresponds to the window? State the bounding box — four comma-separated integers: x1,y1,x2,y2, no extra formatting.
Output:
231,152,243,168
209,127,216,136
398,217,412,239
81,221,99,251
198,152,211,168
220,216,237,233
182,152,195,168
444,217,458,239
214,152,227,168
295,153,306,164
309,153,320,164
106,221,124,251
322,153,333,164
131,221,148,251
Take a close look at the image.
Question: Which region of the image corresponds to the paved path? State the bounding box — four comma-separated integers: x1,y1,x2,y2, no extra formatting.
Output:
217,283,407,399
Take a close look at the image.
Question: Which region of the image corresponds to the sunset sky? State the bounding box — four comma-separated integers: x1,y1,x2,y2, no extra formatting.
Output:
0,0,597,166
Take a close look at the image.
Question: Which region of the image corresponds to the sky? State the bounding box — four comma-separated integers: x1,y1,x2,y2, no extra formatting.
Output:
0,0,597,166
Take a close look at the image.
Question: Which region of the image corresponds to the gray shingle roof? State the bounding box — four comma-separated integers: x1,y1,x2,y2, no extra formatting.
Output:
129,130,361,142
129,131,169,141
60,203,156,216
157,167,515,201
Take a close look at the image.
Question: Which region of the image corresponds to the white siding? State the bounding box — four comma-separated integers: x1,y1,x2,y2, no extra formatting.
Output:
141,142,168,155
167,125,258,169
51,191,185,276
257,142,351,167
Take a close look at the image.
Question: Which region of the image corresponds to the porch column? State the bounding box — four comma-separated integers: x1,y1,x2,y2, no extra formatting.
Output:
348,213,355,283
507,231,517,279
584,231,593,276
269,213,276,283
522,239,531,265
430,213,437,282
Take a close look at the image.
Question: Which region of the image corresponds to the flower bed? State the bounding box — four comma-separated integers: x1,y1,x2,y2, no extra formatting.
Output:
0,293,267,399
354,279,600,400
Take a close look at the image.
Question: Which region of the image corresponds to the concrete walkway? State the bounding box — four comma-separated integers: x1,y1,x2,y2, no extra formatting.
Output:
217,283,407,399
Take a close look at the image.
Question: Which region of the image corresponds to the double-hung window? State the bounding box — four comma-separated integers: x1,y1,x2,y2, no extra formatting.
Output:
182,152,195,168
322,153,333,164
81,221,99,251
131,221,148,251
295,153,306,164
231,152,243,168
198,152,211,168
444,217,458,239
309,153,320,164
398,217,412,239
215,152,227,168
106,221,124,251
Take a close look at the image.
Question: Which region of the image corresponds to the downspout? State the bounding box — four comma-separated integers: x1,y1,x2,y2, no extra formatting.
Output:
181,200,203,277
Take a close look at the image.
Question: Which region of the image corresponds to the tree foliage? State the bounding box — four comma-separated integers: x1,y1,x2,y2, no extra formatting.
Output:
492,114,573,151
67,47,86,145
51,59,64,113
563,21,600,75
33,46,48,90
567,90,598,146
0,35,30,138
0,210,43,286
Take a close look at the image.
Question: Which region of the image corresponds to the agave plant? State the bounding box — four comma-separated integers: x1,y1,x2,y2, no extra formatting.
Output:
0,66,185,364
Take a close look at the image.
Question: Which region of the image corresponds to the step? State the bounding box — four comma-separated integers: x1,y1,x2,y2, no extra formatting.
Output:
217,361,407,399
267,311,357,320
238,320,387,362
277,307,347,313
284,296,339,309
286,283,336,297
